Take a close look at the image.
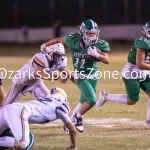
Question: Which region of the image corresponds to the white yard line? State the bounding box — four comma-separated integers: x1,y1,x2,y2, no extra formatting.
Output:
32,118,147,128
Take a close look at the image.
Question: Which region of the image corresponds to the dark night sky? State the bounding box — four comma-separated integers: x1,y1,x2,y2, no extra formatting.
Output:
0,0,149,28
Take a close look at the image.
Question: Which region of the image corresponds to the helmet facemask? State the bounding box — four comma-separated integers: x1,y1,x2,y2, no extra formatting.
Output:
82,30,99,46
45,43,65,66
143,27,150,39
80,19,100,47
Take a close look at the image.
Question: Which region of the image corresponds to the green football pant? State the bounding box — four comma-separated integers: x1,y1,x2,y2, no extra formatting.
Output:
123,76,150,102
75,78,98,106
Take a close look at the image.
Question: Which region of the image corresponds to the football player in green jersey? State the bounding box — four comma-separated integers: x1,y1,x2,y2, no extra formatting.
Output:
41,19,110,132
96,21,150,125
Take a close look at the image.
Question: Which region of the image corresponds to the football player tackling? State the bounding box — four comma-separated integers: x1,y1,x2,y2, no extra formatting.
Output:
0,43,74,109
96,21,150,125
41,19,110,132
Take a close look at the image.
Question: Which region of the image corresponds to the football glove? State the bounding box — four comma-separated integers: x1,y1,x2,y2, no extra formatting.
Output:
40,43,47,53
88,46,100,59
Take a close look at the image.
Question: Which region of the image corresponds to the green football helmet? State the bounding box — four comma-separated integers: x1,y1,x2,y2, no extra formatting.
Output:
143,21,150,39
79,19,100,46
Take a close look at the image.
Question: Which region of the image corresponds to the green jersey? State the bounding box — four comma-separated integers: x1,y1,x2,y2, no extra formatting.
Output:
128,36,150,65
64,32,110,74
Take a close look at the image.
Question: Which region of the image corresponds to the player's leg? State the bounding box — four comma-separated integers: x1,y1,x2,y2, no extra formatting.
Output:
73,79,97,132
77,79,97,113
0,105,33,149
0,106,18,148
139,77,150,125
22,79,49,98
96,78,140,109
71,101,82,123
0,77,6,104
0,82,25,109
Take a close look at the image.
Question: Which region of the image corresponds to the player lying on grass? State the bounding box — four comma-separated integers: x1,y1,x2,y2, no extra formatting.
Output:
40,19,110,132
0,87,77,149
96,21,150,125
0,43,74,109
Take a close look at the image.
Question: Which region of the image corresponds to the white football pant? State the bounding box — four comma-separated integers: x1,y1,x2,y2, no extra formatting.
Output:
0,79,49,109
0,104,30,149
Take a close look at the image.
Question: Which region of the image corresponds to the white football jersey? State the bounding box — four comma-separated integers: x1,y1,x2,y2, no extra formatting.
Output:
13,52,67,84
13,94,70,124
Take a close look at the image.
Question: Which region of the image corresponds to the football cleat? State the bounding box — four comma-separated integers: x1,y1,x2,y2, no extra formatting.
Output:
96,91,107,110
62,125,70,135
75,114,83,132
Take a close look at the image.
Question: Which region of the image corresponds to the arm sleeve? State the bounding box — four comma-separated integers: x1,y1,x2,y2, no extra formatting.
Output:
56,108,71,124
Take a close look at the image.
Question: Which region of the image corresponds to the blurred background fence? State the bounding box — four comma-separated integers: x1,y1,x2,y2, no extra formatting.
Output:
0,0,149,43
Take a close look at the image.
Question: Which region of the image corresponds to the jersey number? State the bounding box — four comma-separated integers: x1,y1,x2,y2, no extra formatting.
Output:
74,58,85,68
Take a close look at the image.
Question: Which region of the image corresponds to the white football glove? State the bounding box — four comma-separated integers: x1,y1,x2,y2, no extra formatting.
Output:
88,46,100,59
40,44,47,53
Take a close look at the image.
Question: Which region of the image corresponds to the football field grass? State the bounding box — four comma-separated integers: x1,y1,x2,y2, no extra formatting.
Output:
0,43,150,150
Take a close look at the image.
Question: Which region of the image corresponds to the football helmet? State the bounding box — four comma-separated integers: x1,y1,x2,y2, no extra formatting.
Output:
143,21,150,39
80,19,100,46
45,43,65,65
50,87,67,100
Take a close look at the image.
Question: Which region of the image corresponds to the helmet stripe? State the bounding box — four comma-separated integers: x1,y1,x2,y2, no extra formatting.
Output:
90,19,94,28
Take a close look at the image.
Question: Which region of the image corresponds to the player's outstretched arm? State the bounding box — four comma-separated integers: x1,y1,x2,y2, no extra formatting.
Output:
65,121,77,149
98,52,110,64
41,37,65,53
136,48,150,70
45,37,65,46
59,67,75,84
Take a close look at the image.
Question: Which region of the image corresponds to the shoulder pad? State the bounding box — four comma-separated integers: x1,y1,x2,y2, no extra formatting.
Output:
136,37,150,50
94,39,110,52
33,53,48,68
66,32,81,41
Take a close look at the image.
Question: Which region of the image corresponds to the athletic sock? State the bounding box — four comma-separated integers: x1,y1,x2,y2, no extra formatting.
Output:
71,103,82,123
106,94,128,104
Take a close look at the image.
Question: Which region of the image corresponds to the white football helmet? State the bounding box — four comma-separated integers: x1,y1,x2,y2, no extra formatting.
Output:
45,43,65,65
50,87,67,101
